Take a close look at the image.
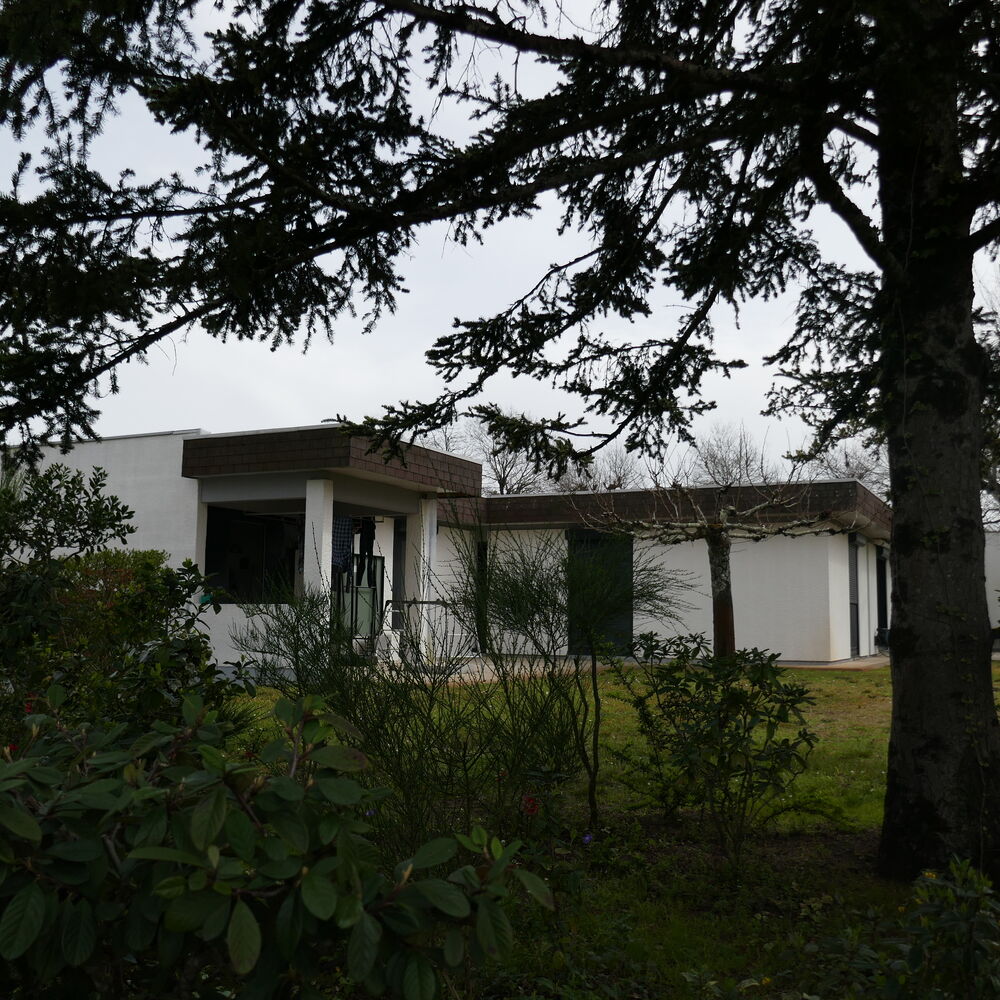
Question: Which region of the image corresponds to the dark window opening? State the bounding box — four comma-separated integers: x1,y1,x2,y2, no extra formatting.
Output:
205,506,303,602
875,547,889,648
566,529,633,656
391,517,407,629
848,532,860,657
473,537,490,654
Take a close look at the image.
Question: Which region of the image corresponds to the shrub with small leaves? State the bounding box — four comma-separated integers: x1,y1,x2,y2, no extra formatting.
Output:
0,687,553,999
611,634,817,871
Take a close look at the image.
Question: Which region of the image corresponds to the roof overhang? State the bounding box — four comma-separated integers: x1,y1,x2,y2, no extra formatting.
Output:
182,425,481,496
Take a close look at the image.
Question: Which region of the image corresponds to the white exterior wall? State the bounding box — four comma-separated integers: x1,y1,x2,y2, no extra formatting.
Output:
467,528,881,663
738,534,837,661
35,432,888,665
858,538,880,657
634,536,713,639
640,532,841,661
41,430,203,561
826,535,851,661
985,532,1000,628
40,431,433,665
434,526,576,656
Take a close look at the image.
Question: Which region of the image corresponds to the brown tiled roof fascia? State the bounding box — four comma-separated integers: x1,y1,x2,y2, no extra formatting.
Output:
182,426,481,495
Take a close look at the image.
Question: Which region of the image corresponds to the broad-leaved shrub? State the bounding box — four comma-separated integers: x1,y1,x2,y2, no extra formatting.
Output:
0,688,552,999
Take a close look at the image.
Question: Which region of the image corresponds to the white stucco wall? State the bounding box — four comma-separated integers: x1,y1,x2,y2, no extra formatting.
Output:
459,528,881,663
985,532,1000,629
41,430,203,561
33,432,888,665
39,431,434,666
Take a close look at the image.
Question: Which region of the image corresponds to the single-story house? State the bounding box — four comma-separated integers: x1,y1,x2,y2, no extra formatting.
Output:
42,424,894,664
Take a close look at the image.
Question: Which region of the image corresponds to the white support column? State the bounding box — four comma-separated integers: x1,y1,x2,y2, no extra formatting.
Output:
420,496,438,592
419,497,439,654
304,478,334,591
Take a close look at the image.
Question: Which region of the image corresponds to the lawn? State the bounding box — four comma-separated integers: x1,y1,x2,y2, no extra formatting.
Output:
475,666,903,1000
236,662,995,999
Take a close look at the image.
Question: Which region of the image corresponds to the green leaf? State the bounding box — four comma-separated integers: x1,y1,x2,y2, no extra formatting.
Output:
224,811,256,862
444,927,464,967
198,744,227,774
0,882,45,959
47,839,103,862
61,899,96,967
318,814,340,845
153,875,188,900
258,739,288,765
19,766,64,786
227,900,261,975
190,786,227,851
475,898,513,961
128,846,205,866
315,777,362,805
182,696,203,728
0,804,41,843
336,893,363,929
270,812,309,854
403,952,437,1000
199,896,231,942
273,699,296,727
410,838,456,870
132,808,168,847
308,745,368,772
513,869,555,910
45,684,67,709
257,857,302,880
269,776,304,801
275,894,302,960
129,731,172,757
319,712,362,739
165,891,226,933
414,879,470,918
347,912,382,982
300,871,338,920
487,838,522,879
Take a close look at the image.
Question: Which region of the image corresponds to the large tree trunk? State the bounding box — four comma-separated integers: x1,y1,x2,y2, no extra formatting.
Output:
705,528,735,658
875,2,1000,879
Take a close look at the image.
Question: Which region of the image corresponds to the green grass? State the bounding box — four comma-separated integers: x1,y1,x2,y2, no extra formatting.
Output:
475,666,904,999
232,664,975,999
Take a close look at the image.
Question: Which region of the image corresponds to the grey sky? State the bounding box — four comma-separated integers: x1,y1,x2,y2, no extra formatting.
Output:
73,91,821,457
10,10,986,464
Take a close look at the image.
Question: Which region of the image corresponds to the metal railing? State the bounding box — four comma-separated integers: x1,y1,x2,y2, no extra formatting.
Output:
333,554,385,638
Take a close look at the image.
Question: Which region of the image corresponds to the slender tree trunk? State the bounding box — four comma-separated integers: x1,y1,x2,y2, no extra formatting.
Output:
588,650,601,827
706,528,735,657
875,2,1000,879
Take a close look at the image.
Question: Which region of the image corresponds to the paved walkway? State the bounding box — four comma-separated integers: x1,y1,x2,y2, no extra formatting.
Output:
778,654,890,671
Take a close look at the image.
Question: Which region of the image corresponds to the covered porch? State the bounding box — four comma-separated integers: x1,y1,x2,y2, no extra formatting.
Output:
181,425,480,663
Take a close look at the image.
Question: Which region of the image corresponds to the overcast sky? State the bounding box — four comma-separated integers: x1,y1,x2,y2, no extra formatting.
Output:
7,11,994,466
71,89,822,460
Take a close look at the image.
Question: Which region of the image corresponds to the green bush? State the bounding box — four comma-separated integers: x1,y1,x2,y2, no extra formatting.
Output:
445,528,692,830
795,858,1000,999
0,556,240,748
53,548,183,667
234,590,580,858
0,464,139,744
0,686,552,999
611,634,817,871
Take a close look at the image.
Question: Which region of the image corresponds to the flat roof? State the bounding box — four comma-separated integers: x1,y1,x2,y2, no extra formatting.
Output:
182,424,482,496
